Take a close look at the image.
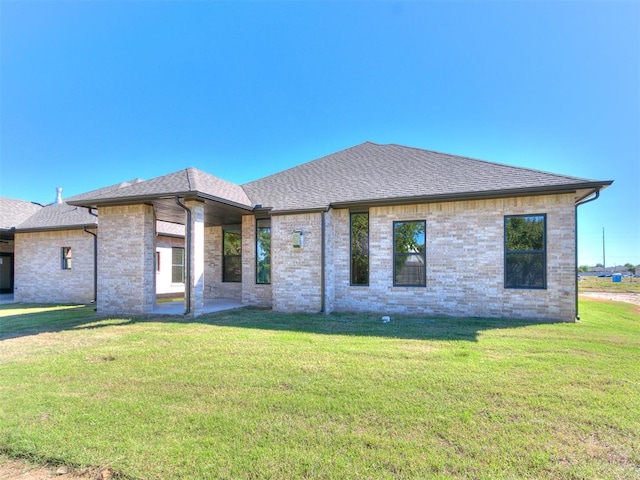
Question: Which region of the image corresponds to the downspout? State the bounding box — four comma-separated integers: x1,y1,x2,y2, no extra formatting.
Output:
574,190,600,320
83,207,98,304
321,210,326,314
83,227,98,303
175,196,192,316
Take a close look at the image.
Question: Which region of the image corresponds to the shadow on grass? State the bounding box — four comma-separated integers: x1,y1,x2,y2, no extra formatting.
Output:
0,304,561,343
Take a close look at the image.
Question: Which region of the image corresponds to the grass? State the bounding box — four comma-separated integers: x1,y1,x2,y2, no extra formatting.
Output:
1,302,639,479
579,274,640,293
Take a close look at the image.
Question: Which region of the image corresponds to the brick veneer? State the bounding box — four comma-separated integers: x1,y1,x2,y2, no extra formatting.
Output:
205,226,242,300
241,215,272,307
14,229,95,303
97,204,156,315
326,194,576,321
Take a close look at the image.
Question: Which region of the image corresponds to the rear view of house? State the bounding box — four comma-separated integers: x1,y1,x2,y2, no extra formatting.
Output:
5,142,612,322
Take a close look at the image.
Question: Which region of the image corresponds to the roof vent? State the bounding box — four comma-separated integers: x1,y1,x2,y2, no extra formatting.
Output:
55,187,63,204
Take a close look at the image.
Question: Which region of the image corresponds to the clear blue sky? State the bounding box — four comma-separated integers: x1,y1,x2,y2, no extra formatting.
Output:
1,1,638,266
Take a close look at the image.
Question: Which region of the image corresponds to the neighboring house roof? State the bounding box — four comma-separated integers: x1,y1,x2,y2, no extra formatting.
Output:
242,142,612,212
70,168,253,209
0,197,43,230
16,203,98,232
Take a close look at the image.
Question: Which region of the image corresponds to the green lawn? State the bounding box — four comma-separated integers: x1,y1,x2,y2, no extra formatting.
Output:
1,302,638,479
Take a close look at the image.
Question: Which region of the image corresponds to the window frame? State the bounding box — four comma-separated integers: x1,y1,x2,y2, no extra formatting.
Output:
504,214,547,290
350,211,369,286
255,219,271,285
392,220,426,287
171,247,185,284
61,247,72,270
223,226,242,283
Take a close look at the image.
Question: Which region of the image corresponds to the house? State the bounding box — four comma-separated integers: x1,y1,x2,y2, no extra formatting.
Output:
4,142,612,321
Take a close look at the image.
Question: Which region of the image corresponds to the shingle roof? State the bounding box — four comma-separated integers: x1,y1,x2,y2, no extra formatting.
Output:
242,142,611,211
70,168,252,208
0,197,43,230
16,203,97,231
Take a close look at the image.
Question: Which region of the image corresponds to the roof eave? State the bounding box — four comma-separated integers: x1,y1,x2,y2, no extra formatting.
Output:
329,182,614,210
68,191,254,212
15,223,98,233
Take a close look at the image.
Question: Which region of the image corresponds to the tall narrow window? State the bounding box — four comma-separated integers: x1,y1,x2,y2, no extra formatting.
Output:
171,247,185,284
61,247,72,270
504,214,546,289
223,228,242,282
256,219,271,284
350,212,369,285
393,221,426,286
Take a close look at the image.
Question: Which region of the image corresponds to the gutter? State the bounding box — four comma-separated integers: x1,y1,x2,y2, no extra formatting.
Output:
83,226,98,303
321,210,326,314
174,196,191,316
574,189,601,321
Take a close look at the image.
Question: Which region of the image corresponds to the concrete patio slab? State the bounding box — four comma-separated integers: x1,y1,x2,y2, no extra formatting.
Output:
150,298,244,316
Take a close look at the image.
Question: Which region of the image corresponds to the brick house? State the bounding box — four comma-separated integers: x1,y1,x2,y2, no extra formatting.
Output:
4,142,612,321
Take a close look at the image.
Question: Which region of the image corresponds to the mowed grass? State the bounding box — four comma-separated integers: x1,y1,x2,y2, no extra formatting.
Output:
0,302,638,479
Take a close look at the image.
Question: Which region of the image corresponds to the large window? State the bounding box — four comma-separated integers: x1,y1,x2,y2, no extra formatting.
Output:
350,212,369,285
393,221,426,286
171,247,185,283
256,219,271,284
223,228,242,283
504,214,546,289
61,247,72,270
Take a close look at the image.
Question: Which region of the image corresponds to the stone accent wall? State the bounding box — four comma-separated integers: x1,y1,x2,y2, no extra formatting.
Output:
98,204,156,315
327,194,576,322
241,215,272,307
271,212,323,313
156,235,186,296
205,226,242,300
14,229,95,303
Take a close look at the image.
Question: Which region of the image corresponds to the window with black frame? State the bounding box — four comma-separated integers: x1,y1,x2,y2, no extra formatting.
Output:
504,214,546,289
223,228,242,283
256,219,271,284
350,212,369,285
393,220,426,286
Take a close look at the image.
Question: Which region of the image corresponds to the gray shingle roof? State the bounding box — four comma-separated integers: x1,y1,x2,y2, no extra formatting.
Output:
0,197,43,229
70,168,252,208
242,142,611,211
16,203,97,231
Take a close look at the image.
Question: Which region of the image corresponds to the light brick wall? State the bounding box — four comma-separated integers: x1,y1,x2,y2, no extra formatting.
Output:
14,229,95,303
205,226,242,300
327,194,576,322
241,215,272,307
97,205,156,315
156,236,185,296
271,212,323,313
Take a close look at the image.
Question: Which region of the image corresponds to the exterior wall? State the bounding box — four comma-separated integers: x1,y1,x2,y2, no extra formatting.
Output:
0,239,13,254
205,225,242,300
97,204,156,315
241,215,272,307
327,194,576,322
14,229,95,303
271,212,323,313
156,236,185,296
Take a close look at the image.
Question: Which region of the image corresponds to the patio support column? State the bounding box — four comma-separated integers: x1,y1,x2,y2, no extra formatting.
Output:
186,199,205,317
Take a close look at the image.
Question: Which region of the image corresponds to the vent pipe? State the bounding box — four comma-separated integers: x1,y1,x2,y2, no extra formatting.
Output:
55,187,63,204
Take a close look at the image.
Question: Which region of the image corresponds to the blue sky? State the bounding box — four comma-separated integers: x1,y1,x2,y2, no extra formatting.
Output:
1,1,638,266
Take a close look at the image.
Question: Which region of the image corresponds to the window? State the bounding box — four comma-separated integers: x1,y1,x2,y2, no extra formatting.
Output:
256,219,271,284
504,214,546,289
61,247,72,270
350,212,369,285
155,252,161,272
393,221,426,286
171,247,185,284
223,228,242,282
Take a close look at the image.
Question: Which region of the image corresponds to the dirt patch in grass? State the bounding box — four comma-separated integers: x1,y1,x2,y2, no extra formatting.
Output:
0,457,112,479
580,292,640,306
